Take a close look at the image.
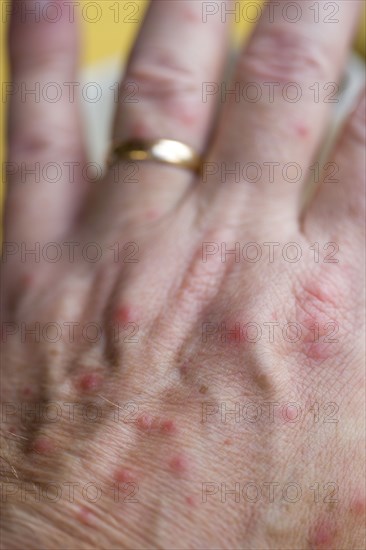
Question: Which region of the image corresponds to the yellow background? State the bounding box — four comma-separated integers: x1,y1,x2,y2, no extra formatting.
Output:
0,0,365,210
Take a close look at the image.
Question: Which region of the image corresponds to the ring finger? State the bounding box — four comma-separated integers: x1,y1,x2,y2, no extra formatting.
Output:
83,0,232,230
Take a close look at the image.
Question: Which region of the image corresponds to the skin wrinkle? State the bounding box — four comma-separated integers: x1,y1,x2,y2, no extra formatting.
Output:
241,26,332,84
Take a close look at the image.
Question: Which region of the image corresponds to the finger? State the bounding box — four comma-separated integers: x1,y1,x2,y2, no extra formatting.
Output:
303,88,365,249
201,0,361,228
4,1,88,291
86,0,231,227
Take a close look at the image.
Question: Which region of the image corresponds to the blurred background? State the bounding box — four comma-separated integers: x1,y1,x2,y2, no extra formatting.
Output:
1,0,365,211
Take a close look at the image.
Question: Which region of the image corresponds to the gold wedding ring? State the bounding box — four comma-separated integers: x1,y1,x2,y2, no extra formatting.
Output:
107,139,202,174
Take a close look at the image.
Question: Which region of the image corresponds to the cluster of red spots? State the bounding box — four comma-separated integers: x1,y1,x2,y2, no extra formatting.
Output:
75,372,103,393
168,454,190,476
31,436,55,455
137,414,178,436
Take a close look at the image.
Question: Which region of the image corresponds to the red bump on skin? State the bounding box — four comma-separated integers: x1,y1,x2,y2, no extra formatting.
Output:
295,124,310,138
186,495,197,507
160,419,178,435
179,361,195,376
304,342,335,362
220,316,254,346
350,493,366,516
21,386,34,399
282,404,299,422
296,282,338,328
76,373,103,393
183,8,200,22
179,363,189,376
168,454,190,475
113,306,135,325
21,274,33,288
179,108,198,126
294,280,342,362
137,413,154,432
302,322,333,345
225,325,242,345
114,467,137,484
310,521,336,549
32,437,55,455
224,438,233,446
179,360,201,375
77,505,94,526
145,209,160,221
130,121,150,139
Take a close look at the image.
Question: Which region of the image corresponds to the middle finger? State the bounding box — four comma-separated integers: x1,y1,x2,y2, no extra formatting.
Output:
200,0,361,230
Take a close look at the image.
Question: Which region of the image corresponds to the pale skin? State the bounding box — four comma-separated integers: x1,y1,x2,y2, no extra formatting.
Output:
1,0,365,548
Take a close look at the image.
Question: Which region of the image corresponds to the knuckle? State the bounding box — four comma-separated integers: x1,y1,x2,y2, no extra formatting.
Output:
241,28,329,83
9,132,81,166
9,132,53,161
126,53,200,106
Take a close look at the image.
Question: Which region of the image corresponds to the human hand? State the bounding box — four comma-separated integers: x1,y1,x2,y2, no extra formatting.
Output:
1,1,365,549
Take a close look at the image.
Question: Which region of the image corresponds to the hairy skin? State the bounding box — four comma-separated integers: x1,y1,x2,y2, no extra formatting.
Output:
1,203,365,549
1,1,365,549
